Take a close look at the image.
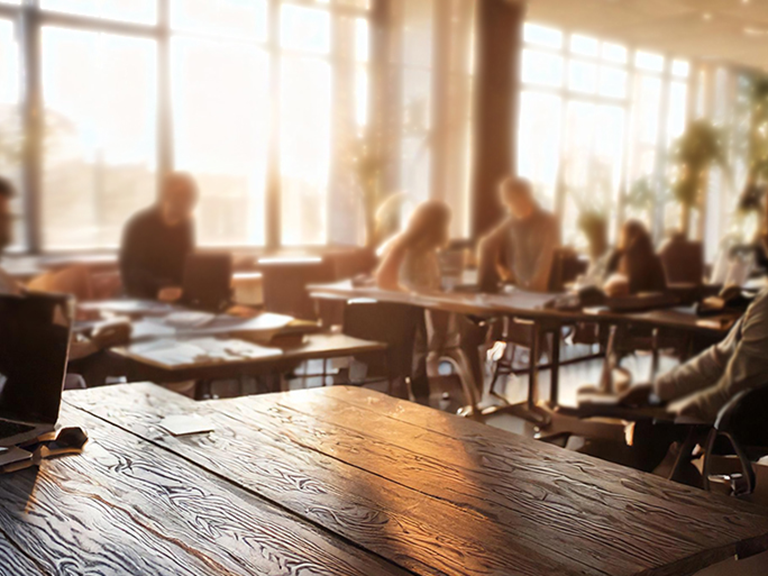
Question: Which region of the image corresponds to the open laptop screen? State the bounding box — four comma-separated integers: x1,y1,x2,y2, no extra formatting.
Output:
0,293,72,425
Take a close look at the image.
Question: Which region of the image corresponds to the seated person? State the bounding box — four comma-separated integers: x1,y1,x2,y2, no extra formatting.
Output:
578,211,614,286
376,200,451,293
477,177,560,293
120,172,198,300
603,220,667,297
620,289,768,423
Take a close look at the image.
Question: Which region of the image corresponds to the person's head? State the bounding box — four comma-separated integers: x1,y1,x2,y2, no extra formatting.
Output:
160,172,198,226
404,200,452,251
0,177,14,252
619,219,654,255
578,212,608,259
498,177,536,220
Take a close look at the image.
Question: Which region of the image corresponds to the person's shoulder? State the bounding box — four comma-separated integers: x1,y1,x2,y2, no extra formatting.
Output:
751,288,768,312
125,205,160,230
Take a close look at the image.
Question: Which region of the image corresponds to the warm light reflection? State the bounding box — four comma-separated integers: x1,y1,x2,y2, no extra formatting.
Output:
41,27,157,249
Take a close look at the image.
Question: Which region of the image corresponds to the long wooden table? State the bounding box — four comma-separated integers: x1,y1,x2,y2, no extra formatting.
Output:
1,383,767,575
309,281,740,418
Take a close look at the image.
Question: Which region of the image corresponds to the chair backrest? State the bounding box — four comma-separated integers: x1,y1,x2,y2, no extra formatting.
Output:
715,383,768,448
260,257,333,320
659,235,704,286
342,300,423,380
548,248,587,292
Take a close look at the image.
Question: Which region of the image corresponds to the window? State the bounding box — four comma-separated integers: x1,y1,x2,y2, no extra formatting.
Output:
170,0,268,40
171,37,269,247
40,0,157,24
0,18,23,250
0,0,475,252
41,28,157,249
519,25,691,245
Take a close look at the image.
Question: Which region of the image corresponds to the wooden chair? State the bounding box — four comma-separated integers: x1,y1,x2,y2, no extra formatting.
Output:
659,234,705,286
260,258,334,320
341,299,422,397
487,248,586,403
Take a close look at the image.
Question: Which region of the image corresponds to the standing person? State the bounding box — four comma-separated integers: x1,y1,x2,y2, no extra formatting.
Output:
120,172,198,300
477,177,560,293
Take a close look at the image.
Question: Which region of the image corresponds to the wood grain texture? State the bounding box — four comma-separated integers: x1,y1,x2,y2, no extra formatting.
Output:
66,384,598,576
0,402,410,576
67,383,768,576
0,528,47,576
314,386,768,573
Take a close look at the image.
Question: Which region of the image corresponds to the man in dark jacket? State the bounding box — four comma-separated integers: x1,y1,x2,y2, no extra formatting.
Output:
120,172,198,300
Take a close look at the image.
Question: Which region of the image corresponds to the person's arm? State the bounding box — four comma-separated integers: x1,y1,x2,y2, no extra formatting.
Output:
120,217,161,299
673,292,768,421
526,215,560,292
375,238,408,292
477,219,513,290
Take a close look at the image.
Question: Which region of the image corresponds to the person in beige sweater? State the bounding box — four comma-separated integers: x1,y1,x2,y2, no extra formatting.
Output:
621,289,768,422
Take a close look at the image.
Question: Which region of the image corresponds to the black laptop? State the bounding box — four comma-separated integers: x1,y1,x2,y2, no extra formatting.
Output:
0,292,73,447
181,253,233,312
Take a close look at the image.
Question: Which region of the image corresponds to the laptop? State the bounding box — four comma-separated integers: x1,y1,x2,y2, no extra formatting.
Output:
0,292,73,447
181,253,233,313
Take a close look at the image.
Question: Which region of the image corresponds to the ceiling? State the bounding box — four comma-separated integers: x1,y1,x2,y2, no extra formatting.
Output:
524,0,768,72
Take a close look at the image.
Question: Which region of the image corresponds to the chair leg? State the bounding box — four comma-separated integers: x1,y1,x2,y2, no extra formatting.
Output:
668,426,700,483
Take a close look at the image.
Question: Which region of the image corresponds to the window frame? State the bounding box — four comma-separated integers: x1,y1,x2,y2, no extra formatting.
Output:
518,23,694,242
2,0,373,255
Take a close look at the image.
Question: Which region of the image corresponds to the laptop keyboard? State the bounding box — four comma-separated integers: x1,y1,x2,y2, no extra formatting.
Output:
0,421,35,440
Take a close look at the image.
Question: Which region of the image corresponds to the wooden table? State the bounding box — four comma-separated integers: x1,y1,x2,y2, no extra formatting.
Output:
309,281,740,416
116,333,388,385
1,383,767,576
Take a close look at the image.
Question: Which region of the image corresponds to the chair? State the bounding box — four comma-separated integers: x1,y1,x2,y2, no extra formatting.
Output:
487,248,586,404
341,299,423,396
260,257,334,320
659,234,704,286
699,384,768,497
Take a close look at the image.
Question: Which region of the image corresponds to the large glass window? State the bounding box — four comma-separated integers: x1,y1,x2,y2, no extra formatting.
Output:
0,0,476,253
518,23,691,246
40,0,157,24
172,37,269,247
41,28,157,249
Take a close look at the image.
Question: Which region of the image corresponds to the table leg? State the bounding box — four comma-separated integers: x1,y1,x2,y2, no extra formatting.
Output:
527,320,541,411
481,319,550,426
549,325,561,407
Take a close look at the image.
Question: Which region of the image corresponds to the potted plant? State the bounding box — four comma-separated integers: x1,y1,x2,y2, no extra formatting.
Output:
669,119,728,238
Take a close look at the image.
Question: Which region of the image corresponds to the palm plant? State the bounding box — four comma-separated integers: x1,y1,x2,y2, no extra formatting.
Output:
669,119,728,238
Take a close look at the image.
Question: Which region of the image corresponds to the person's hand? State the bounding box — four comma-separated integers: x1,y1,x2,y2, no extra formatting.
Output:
157,286,183,302
618,383,654,407
604,274,630,298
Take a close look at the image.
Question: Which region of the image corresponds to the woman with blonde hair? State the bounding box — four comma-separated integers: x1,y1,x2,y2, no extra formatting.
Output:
375,199,452,293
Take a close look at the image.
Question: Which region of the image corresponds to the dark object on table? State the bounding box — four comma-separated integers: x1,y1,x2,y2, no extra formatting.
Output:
696,286,754,316
182,253,233,312
0,292,73,447
605,292,678,312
